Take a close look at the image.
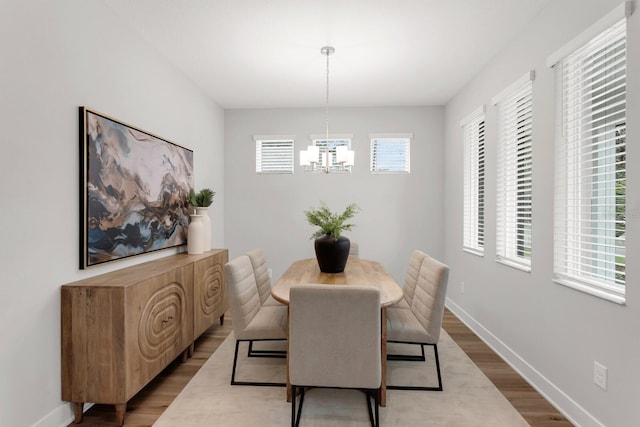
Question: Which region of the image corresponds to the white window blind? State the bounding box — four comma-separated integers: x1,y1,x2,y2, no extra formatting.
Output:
255,137,294,174
494,75,534,271
552,16,627,303
370,134,411,173
462,108,486,255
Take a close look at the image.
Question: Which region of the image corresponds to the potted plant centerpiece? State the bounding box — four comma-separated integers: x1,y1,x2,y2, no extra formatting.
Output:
189,188,216,253
304,201,359,273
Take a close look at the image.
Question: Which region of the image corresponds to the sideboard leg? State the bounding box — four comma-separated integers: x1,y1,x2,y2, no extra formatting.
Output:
115,403,126,426
181,348,189,362
219,313,225,325
188,342,195,357
72,402,83,423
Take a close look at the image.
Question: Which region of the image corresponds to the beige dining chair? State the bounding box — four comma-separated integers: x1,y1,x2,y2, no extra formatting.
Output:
349,242,360,258
224,254,288,387
289,284,381,427
387,250,432,367
386,254,449,391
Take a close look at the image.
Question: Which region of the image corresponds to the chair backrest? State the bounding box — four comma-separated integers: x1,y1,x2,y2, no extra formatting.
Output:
349,242,359,258
246,248,271,305
402,250,429,305
411,256,449,343
223,255,261,337
289,284,381,389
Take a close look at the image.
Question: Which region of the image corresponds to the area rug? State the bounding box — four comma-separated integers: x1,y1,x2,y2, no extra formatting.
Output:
153,331,528,426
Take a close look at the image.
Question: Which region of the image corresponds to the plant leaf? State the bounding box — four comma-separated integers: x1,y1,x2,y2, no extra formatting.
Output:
304,201,360,239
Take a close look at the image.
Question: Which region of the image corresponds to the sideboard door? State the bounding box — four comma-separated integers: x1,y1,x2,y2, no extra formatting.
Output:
124,265,194,399
193,250,229,339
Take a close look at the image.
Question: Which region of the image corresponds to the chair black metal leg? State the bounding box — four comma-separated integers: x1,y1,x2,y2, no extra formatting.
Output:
230,340,241,385
291,385,296,427
231,340,287,387
294,387,305,427
366,390,374,426
373,389,380,427
433,343,443,391
387,342,443,391
292,387,377,426
364,389,379,427
247,339,287,358
386,342,426,361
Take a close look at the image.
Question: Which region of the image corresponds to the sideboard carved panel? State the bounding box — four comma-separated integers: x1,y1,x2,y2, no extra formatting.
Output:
137,281,188,361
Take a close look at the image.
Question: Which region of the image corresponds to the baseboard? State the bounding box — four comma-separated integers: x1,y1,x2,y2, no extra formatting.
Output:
30,402,93,427
445,298,604,427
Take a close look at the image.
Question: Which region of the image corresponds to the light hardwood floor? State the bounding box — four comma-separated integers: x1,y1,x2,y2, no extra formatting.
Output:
73,309,573,426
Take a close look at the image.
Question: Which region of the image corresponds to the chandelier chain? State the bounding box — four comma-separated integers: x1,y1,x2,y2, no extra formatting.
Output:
322,46,334,173
325,47,330,171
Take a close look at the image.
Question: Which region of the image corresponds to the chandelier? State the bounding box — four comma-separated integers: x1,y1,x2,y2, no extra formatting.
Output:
300,46,354,173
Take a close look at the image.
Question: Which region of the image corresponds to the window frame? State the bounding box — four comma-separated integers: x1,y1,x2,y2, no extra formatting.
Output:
548,3,630,304
369,133,412,174
492,72,535,272
461,106,486,256
254,135,295,175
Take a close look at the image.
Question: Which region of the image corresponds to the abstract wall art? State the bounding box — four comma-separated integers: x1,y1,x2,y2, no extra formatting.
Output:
79,107,194,269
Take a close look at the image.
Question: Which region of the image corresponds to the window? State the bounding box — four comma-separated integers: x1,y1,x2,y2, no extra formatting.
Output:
370,134,411,173
461,107,486,255
310,134,353,173
493,72,534,271
254,136,294,174
549,6,628,304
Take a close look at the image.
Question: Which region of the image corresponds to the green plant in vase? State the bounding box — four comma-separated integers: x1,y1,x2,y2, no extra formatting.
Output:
189,188,215,209
188,187,216,253
304,201,360,273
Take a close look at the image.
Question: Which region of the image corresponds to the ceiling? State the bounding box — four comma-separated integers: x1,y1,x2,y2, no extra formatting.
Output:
103,0,550,109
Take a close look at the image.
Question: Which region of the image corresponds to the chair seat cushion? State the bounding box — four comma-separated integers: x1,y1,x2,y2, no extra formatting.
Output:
236,305,288,341
389,296,411,309
262,294,284,307
386,307,436,344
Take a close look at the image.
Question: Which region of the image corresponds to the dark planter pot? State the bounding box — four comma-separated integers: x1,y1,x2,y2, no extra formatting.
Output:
314,233,351,273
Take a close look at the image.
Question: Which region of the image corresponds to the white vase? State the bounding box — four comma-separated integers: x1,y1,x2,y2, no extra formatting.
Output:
187,214,206,254
195,206,211,251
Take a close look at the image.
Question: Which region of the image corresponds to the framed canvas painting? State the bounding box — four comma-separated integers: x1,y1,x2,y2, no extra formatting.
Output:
79,107,194,269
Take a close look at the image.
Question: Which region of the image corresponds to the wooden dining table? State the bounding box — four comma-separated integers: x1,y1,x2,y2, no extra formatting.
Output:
271,257,403,407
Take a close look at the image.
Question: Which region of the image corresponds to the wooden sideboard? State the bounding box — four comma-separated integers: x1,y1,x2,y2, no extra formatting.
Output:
61,249,228,425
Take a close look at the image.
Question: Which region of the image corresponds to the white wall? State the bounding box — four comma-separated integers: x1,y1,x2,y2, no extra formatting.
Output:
443,1,640,426
0,1,224,426
224,107,444,284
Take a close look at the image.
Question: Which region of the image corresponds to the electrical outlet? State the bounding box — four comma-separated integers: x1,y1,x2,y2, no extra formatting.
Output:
268,268,273,279
594,361,607,390
460,282,465,293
